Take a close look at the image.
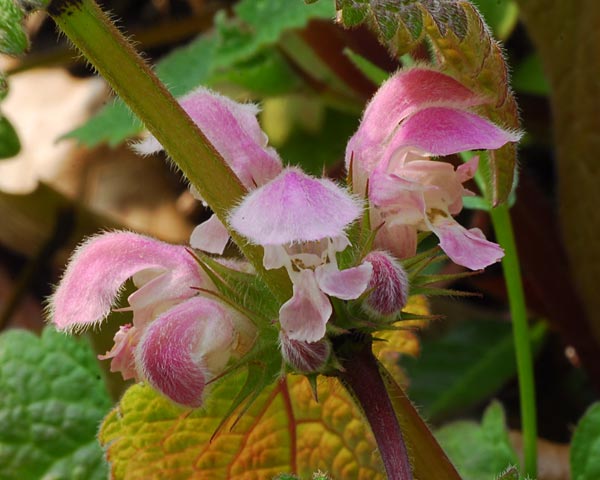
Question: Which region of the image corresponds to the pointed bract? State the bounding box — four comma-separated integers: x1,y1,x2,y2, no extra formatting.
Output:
229,167,363,245
49,232,205,332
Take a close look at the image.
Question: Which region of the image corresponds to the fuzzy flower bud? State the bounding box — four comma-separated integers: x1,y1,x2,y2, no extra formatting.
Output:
363,251,409,317
279,332,331,373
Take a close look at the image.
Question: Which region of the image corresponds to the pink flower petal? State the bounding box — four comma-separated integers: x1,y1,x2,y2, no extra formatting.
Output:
190,214,230,254
133,87,282,188
279,332,330,373
363,251,408,316
136,297,234,407
98,324,139,381
430,217,504,270
315,262,373,300
373,221,419,260
384,107,521,159
229,167,363,245
49,232,204,332
279,270,332,343
346,67,484,173
456,155,480,183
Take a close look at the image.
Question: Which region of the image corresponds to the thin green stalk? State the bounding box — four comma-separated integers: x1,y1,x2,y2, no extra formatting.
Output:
47,0,291,300
464,153,538,477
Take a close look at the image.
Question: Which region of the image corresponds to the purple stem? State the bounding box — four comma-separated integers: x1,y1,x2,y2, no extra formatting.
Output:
335,335,413,480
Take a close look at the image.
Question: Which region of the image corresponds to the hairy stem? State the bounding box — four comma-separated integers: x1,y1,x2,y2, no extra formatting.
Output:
335,335,413,480
48,0,291,300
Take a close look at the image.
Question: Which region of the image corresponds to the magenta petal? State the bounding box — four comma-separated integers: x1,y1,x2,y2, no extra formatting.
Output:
315,262,373,300
190,214,230,254
386,107,521,158
135,87,282,188
50,232,204,331
431,218,504,270
345,67,483,171
279,270,332,343
136,297,234,407
229,167,363,245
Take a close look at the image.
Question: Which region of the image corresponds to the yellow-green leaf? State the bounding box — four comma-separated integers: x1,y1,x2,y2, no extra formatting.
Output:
100,374,385,479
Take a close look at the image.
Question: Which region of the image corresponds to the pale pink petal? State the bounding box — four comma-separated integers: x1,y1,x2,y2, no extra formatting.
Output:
345,67,483,173
430,217,504,270
98,324,139,381
315,262,373,300
229,167,363,245
372,216,419,261
363,251,408,316
369,171,427,225
279,332,330,373
50,232,205,332
279,270,332,343
136,297,234,407
456,156,479,183
133,87,282,188
383,107,521,160
190,214,230,254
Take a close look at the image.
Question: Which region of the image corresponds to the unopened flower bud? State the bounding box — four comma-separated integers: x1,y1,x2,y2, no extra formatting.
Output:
363,251,409,316
279,332,331,373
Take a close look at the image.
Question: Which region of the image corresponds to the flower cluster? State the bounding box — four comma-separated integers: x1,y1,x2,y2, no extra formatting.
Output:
49,67,519,408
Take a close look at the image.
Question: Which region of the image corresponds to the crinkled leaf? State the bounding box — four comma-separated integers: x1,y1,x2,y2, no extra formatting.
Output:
66,0,333,147
435,402,519,480
100,373,385,479
331,0,520,204
571,402,600,480
0,327,112,480
0,0,28,55
404,320,546,422
0,114,20,159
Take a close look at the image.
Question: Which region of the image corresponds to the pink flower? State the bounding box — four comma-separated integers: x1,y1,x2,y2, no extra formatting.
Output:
346,67,520,269
49,231,253,407
133,87,283,255
229,167,373,343
363,251,409,317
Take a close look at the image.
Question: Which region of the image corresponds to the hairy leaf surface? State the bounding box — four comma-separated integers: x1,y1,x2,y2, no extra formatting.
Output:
0,327,111,480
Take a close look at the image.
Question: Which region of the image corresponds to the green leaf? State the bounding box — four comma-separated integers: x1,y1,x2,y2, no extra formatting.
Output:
404,320,546,422
436,402,520,480
512,54,551,96
0,114,20,158
66,0,334,147
571,402,600,480
0,327,112,480
99,372,387,479
0,0,28,55
471,0,519,40
343,48,389,85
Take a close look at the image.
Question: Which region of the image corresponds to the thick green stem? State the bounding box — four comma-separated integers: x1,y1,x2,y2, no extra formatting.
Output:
465,153,538,477
48,0,291,300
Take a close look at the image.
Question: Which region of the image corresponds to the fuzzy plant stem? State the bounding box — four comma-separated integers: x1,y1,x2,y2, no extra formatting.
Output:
47,0,291,300
464,152,538,478
336,335,414,480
